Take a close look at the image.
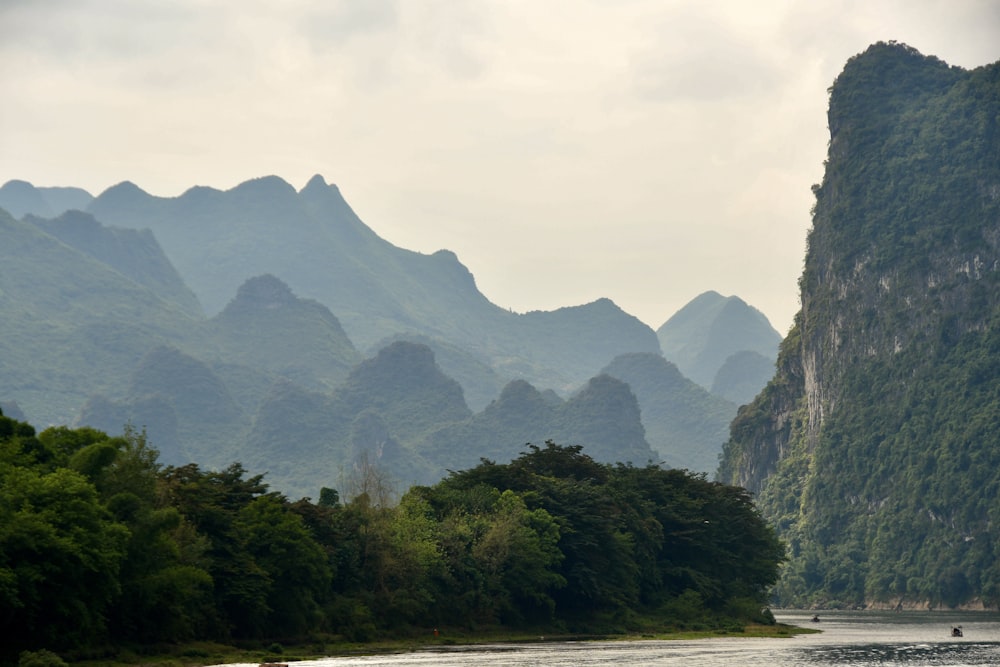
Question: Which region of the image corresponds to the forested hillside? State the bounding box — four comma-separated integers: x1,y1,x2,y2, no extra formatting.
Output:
0,409,784,665
0,181,772,485
602,353,736,473
82,174,662,394
718,43,1000,608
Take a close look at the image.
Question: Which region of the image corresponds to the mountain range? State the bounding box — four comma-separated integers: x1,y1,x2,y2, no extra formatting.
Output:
1,168,778,497
5,40,995,610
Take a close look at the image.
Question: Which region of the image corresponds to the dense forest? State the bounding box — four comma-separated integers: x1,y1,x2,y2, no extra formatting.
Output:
0,408,784,666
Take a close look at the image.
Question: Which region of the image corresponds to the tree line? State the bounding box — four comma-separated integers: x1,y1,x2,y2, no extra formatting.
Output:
0,408,784,664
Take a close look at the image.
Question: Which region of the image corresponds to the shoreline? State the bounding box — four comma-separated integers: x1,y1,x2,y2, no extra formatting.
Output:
69,623,814,667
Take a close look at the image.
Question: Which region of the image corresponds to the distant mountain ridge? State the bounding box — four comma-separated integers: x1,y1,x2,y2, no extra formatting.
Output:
0,179,93,219
601,353,736,473
79,173,661,394
1,172,777,491
657,290,780,399
26,209,202,317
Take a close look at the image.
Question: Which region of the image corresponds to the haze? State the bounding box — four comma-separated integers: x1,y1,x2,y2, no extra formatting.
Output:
1,0,997,334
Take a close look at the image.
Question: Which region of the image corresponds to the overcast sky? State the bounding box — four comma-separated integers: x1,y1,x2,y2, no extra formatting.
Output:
1,1,997,334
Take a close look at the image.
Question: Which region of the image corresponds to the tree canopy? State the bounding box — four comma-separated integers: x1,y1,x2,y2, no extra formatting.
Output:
0,408,784,664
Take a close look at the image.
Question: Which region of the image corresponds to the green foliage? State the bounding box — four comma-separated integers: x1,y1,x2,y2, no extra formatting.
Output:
16,650,67,667
0,454,129,657
2,405,783,659
721,43,1000,608
423,442,783,627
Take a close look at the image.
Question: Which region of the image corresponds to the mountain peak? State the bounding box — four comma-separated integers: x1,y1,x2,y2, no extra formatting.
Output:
230,274,297,308
0,180,53,219
301,174,327,192
229,175,296,198
100,180,149,197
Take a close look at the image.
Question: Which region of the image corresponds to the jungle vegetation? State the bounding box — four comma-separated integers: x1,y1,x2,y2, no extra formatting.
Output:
718,42,1000,608
0,408,784,666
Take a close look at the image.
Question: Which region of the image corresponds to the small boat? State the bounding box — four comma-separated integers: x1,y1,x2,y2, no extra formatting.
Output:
811,614,821,622
951,626,963,637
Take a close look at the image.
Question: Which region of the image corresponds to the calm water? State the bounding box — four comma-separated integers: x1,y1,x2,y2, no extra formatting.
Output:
217,610,1000,666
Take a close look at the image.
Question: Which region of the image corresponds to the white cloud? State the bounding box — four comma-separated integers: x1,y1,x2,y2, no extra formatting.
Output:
1,0,997,333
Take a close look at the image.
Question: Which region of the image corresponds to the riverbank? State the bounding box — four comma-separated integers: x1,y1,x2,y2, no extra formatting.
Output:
62,622,815,667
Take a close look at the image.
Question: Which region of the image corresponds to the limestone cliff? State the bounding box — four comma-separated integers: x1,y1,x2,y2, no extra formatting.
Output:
718,42,1000,607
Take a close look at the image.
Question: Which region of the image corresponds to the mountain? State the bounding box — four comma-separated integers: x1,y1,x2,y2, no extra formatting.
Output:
366,333,508,412
26,209,202,317
601,353,736,473
2,172,777,496
0,207,200,425
718,43,1000,608
415,373,658,479
242,341,660,497
84,174,661,393
207,274,361,393
657,290,780,397
79,346,247,466
244,341,473,496
710,350,776,406
0,180,93,219
0,401,26,421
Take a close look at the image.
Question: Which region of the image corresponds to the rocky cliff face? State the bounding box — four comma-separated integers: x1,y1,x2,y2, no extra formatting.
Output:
719,43,1000,607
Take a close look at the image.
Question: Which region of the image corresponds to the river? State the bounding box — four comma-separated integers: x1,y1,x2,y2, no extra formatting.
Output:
216,610,1000,666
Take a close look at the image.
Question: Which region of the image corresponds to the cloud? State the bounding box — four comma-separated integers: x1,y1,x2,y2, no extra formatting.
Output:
294,0,493,90
630,8,787,103
0,0,997,333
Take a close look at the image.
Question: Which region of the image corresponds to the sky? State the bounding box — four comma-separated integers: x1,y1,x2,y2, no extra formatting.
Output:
1,1,998,335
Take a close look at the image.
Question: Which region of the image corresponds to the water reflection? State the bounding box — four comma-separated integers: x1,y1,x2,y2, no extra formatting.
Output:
215,610,1000,666
782,609,1000,665
801,642,1000,665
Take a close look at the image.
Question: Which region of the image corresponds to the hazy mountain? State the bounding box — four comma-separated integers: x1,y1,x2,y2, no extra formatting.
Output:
2,172,777,496
0,400,26,422
79,346,248,467
602,352,736,473
336,341,472,438
416,373,657,477
0,180,93,219
513,298,662,391
710,350,776,406
0,207,200,425
84,175,505,343
553,374,654,465
242,341,660,497
84,174,661,393
0,201,685,494
245,341,468,496
718,43,1000,608
366,333,508,412
207,274,361,393
657,290,780,395
26,209,202,317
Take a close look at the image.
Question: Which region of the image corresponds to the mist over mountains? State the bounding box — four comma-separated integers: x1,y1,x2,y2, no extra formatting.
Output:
0,174,777,495
3,39,998,613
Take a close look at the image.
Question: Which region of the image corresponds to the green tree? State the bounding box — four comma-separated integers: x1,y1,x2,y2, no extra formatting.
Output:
0,464,128,656
237,494,332,636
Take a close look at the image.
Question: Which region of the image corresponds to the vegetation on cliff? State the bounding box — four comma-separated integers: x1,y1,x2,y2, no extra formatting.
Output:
719,42,1000,608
